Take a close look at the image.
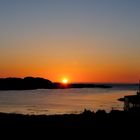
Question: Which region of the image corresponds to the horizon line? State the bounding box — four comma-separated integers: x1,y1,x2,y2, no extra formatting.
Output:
0,76,139,84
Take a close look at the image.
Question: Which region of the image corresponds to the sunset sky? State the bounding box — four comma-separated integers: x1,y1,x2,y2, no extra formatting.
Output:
0,0,140,83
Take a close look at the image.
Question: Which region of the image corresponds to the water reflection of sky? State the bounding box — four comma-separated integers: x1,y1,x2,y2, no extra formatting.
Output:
0,88,136,115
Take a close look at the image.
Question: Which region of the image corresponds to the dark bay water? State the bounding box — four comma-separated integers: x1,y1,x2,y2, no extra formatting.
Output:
0,84,138,115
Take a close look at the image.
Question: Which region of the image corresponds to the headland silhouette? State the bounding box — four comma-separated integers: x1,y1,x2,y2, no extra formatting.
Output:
0,76,111,90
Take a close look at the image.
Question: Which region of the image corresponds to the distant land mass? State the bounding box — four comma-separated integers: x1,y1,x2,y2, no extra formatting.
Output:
0,77,112,90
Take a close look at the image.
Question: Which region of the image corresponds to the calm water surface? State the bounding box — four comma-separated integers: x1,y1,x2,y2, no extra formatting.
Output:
0,85,137,115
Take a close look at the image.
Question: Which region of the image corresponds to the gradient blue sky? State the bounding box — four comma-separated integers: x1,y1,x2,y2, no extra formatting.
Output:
0,0,140,83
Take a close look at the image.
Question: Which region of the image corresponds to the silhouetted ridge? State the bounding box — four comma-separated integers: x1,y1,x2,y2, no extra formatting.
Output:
0,77,52,90
23,77,52,89
0,77,112,90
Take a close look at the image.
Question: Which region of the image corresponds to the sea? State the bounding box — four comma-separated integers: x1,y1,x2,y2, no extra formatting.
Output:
0,84,138,115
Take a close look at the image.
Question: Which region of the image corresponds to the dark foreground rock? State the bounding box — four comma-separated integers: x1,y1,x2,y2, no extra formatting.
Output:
0,109,140,138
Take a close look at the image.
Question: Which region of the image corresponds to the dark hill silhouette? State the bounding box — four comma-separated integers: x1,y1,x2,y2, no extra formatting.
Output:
0,77,53,90
0,77,112,90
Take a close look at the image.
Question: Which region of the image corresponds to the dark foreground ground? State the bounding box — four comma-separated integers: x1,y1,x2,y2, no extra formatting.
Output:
0,109,140,138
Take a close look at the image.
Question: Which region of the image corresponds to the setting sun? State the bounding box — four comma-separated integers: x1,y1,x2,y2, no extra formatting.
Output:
62,78,68,84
